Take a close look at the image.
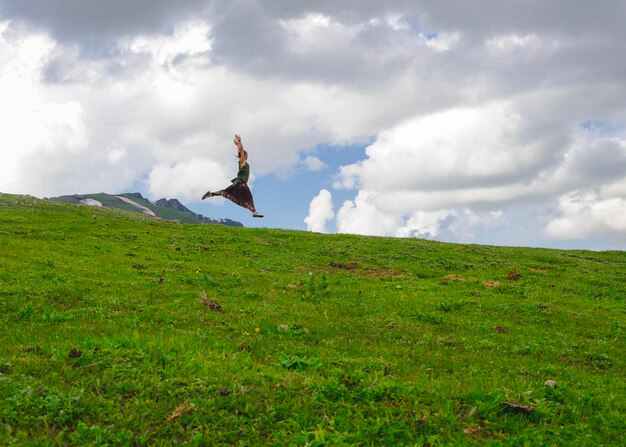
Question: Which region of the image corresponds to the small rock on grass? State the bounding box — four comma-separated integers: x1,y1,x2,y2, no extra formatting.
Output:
544,379,558,388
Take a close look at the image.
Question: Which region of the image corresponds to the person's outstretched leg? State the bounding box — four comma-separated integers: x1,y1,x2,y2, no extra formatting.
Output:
202,190,226,200
245,196,263,218
250,204,263,218
204,185,263,217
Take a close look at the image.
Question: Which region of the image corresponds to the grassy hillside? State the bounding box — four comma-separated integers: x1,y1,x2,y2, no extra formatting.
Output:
50,193,243,226
0,193,624,446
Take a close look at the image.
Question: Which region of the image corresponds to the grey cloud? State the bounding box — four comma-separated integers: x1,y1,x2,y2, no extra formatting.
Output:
209,1,626,96
569,139,626,181
402,0,625,38
4,0,624,48
208,1,289,74
261,0,626,37
42,51,139,84
4,0,624,93
0,0,208,41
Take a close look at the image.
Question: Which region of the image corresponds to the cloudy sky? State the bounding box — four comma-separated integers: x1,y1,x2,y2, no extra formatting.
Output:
1,0,625,250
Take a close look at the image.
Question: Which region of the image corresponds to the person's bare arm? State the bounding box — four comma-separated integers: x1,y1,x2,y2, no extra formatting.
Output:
233,134,246,168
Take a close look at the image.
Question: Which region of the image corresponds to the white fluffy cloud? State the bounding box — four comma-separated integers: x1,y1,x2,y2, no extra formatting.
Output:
397,208,507,241
336,191,402,236
335,103,557,195
0,24,81,187
546,191,626,241
305,189,334,233
301,155,326,172
147,158,230,202
333,102,549,226
335,189,509,241
333,101,626,244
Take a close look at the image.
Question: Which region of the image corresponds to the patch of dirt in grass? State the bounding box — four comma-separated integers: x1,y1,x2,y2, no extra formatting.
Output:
482,280,501,289
506,269,522,280
19,346,44,354
166,401,195,421
446,274,478,282
200,290,223,312
329,261,358,270
528,266,549,273
463,425,480,436
325,261,409,278
363,268,409,278
447,274,465,282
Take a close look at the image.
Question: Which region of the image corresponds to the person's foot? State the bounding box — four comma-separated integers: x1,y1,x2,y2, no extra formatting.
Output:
252,213,264,218
201,191,213,200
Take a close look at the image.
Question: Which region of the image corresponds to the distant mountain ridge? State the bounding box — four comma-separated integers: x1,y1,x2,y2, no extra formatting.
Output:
155,198,189,212
50,192,243,227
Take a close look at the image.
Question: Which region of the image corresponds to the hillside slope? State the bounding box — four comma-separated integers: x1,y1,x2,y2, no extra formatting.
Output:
0,193,624,446
50,192,243,227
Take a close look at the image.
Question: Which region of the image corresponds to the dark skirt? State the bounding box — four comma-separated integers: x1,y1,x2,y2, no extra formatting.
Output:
220,182,256,212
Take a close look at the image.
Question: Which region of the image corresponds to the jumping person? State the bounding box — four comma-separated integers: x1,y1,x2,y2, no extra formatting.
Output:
202,134,263,218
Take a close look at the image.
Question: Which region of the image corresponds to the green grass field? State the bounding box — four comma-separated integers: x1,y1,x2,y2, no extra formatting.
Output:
0,193,624,446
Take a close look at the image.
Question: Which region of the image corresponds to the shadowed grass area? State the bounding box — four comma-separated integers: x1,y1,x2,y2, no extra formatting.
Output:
1,193,624,446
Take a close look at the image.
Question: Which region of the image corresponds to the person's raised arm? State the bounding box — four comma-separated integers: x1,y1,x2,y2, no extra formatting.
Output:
233,134,246,167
